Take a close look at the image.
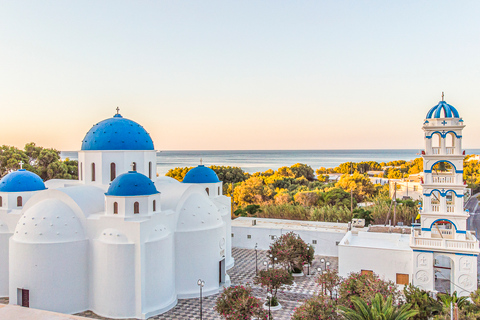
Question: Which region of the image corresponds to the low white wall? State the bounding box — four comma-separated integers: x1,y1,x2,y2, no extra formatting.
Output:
338,233,413,284
231,225,346,257
0,233,11,297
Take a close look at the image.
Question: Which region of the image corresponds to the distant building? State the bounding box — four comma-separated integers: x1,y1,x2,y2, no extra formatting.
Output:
389,173,424,200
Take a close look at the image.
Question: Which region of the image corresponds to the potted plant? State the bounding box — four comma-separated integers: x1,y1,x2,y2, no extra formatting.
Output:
254,268,293,310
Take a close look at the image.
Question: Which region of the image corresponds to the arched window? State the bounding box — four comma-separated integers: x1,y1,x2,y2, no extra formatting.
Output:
17,196,22,207
218,186,221,195
91,163,96,182
132,162,137,171
153,200,156,212
134,202,139,214
80,162,83,181
113,202,118,214
110,163,116,181
206,187,209,196
149,162,152,179
446,133,455,148
432,133,441,148
0,196,2,207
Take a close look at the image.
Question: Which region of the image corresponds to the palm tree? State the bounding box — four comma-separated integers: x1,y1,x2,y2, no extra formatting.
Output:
438,291,469,311
339,293,418,320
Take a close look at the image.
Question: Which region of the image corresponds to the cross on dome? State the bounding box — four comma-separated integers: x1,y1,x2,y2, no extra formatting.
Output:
116,107,120,115
442,92,444,101
200,158,203,165
19,161,24,169
130,162,135,171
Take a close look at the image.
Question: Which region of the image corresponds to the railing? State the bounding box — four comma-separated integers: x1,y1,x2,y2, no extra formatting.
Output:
431,228,453,237
432,204,440,212
432,147,440,155
447,205,455,213
411,236,479,252
446,147,455,154
432,176,455,184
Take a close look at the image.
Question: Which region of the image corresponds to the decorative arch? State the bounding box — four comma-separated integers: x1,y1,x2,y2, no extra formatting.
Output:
425,160,461,173
426,131,462,139
423,189,463,198
430,219,457,231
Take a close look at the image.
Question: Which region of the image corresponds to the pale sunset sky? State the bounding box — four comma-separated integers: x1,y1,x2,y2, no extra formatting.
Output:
1,1,479,151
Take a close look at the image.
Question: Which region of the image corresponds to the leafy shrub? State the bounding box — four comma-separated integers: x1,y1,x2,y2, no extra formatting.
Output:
215,284,267,320
268,231,314,271
291,294,337,320
254,268,293,305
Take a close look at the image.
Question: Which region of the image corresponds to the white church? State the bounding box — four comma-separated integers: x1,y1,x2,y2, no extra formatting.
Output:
0,111,234,319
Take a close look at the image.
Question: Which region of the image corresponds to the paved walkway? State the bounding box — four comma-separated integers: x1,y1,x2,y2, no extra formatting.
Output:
77,248,336,320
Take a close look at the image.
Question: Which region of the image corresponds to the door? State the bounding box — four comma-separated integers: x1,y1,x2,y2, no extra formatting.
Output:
21,289,29,307
219,259,226,284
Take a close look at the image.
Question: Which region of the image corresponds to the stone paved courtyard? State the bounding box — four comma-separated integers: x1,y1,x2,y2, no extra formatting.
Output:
77,248,336,320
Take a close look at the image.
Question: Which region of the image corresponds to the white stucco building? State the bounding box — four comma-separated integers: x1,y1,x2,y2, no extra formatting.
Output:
0,111,233,319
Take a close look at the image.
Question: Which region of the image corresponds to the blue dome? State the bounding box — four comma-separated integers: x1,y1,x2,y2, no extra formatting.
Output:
426,101,460,119
182,165,220,183
106,171,159,196
81,113,154,151
0,169,46,192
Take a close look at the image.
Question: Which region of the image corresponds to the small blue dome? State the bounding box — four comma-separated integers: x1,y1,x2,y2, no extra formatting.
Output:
81,113,154,151
183,165,220,183
426,101,460,119
106,171,159,196
0,169,46,192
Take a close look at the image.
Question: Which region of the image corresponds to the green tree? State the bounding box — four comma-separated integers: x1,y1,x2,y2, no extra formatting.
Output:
336,172,376,202
403,284,441,320
353,208,374,226
268,231,314,272
215,284,268,320
294,191,320,207
291,294,337,320
254,268,293,306
339,293,418,320
165,166,193,181
233,176,272,206
290,163,315,181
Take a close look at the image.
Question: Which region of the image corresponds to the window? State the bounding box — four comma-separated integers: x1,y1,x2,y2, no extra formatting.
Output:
336,241,340,246
134,202,139,214
153,200,156,212
110,163,116,181
132,162,137,171
361,270,373,276
91,163,96,181
206,188,209,196
149,162,152,179
396,273,409,285
0,196,2,207
218,187,221,195
270,235,276,240
17,196,22,207
247,235,251,239
80,162,83,180
113,202,118,214
231,233,234,237
312,240,317,244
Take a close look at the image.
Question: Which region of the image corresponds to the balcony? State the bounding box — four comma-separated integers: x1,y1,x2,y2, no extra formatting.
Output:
411,232,479,254
432,147,440,155
446,147,455,155
432,204,440,212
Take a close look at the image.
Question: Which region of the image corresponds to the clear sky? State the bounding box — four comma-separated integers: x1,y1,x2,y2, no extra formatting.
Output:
1,1,479,151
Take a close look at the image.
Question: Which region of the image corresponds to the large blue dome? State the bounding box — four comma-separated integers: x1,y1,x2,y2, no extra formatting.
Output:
106,171,159,196
426,101,460,119
81,113,154,151
183,165,220,183
0,169,46,192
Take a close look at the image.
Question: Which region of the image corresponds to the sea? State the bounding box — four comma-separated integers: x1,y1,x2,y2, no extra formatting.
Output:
60,149,480,176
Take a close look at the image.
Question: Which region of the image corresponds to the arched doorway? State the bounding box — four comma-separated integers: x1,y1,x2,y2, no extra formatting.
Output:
434,254,454,294
431,220,455,239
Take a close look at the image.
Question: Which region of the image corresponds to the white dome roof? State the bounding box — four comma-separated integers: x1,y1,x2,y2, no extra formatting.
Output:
13,199,85,243
177,193,223,231
156,176,180,184
98,228,129,244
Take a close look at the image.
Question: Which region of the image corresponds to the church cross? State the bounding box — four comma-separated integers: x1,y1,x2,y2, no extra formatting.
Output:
116,107,120,114
200,158,203,165
441,120,447,126
463,260,471,269
419,255,427,265
19,161,24,169
442,92,444,101
130,162,135,171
